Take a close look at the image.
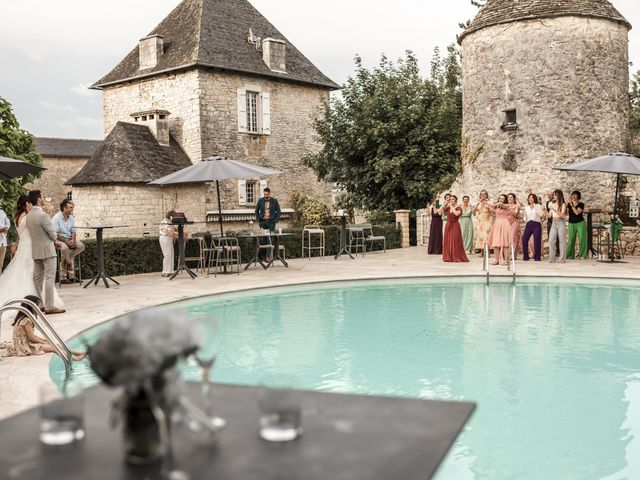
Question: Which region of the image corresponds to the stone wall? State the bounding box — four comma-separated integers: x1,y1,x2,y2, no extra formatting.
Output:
26,156,88,216
198,70,333,214
72,184,206,238
102,70,202,162
454,16,638,208
99,67,333,232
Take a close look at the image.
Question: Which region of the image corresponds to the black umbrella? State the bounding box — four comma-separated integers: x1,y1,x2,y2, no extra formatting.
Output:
0,156,45,181
150,156,281,236
554,152,640,261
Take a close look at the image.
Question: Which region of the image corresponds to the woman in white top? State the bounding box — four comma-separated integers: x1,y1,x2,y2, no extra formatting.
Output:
159,210,177,277
522,193,545,261
548,189,568,263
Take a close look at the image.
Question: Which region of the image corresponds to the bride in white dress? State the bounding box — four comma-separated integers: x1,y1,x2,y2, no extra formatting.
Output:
0,196,63,320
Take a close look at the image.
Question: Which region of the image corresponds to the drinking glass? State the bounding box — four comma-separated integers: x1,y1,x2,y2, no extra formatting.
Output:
258,376,302,442
192,315,226,431
39,382,85,446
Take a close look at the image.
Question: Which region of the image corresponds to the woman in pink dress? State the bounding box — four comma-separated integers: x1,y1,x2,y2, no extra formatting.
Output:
507,193,521,259
442,195,469,263
487,194,512,265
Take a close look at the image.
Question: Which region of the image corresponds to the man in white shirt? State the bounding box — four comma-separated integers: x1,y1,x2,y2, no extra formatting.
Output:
0,205,10,273
52,199,85,283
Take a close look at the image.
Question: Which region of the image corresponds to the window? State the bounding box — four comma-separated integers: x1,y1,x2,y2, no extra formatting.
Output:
237,88,271,135
505,109,517,124
66,191,73,200
246,91,259,134
246,180,257,205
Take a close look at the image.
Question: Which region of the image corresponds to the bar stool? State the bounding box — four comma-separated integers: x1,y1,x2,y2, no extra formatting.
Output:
302,225,325,259
216,237,241,276
204,237,223,277
56,248,82,286
347,227,366,256
185,235,206,274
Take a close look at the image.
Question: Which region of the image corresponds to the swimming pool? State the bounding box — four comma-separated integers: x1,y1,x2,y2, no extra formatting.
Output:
51,278,640,480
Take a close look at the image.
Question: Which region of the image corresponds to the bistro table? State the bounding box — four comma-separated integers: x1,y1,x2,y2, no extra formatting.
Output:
334,214,354,260
76,225,128,288
168,221,209,280
0,382,475,480
240,232,293,270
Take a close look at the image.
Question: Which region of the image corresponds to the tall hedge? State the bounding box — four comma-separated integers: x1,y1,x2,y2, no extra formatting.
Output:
74,224,401,278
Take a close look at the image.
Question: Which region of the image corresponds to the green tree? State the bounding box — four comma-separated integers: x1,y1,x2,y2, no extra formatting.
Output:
303,49,462,212
0,96,42,224
459,0,486,30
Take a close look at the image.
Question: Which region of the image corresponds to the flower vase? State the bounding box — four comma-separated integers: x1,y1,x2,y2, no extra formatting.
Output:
123,389,164,465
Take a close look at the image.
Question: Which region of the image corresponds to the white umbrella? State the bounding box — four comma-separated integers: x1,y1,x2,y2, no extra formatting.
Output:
150,155,281,236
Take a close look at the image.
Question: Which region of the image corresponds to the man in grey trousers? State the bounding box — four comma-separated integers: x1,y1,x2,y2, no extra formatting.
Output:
26,190,65,314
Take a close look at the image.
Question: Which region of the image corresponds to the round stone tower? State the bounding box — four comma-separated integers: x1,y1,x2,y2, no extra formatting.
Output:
455,0,633,207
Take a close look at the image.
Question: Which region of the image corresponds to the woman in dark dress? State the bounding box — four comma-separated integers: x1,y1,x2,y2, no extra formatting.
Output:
427,193,443,255
442,195,469,263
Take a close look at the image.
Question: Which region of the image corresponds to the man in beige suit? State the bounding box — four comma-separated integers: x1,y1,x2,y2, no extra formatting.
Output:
26,190,65,314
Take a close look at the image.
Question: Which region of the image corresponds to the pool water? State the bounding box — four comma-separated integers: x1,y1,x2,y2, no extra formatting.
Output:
51,278,640,480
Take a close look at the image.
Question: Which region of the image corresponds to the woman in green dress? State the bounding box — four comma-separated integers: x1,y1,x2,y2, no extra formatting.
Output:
459,195,474,254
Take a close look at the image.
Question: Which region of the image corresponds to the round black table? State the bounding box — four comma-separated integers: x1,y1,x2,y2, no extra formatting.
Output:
238,232,294,270
333,215,354,260
76,225,128,288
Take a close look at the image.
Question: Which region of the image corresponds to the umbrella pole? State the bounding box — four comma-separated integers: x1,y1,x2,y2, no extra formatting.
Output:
609,173,621,262
216,180,224,237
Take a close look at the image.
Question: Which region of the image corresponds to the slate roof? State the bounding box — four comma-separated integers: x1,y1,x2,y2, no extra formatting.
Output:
66,122,192,185
92,0,339,90
35,137,103,158
459,0,631,43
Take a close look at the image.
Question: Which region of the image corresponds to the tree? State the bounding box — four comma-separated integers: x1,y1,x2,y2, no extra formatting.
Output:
303,48,462,212
459,0,486,30
0,96,43,225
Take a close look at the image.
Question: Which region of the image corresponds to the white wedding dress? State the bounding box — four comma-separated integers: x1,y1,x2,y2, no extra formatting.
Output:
0,216,63,320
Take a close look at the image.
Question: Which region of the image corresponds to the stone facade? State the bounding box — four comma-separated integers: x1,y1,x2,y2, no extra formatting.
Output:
102,70,202,163
454,16,639,208
72,184,206,238
100,67,332,232
26,156,88,216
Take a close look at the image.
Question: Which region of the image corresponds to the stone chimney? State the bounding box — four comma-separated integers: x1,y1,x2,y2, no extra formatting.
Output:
139,35,164,70
262,38,286,73
131,110,170,146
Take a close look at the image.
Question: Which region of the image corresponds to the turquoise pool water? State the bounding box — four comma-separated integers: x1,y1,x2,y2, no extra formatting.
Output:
51,278,640,480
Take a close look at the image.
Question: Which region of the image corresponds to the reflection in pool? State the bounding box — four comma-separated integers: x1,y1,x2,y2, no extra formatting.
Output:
51,278,640,480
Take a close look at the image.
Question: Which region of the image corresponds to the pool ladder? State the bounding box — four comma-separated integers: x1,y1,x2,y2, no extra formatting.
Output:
0,298,74,376
482,244,517,285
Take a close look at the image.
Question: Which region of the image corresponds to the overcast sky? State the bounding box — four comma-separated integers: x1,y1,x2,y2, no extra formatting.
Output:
1,0,639,139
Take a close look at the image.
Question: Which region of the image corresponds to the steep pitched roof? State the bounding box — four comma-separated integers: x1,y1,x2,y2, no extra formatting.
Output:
92,0,338,90
66,122,192,185
35,137,103,158
459,0,631,43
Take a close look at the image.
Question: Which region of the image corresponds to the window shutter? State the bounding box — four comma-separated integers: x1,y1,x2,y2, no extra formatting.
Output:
259,179,268,197
237,88,247,133
261,92,271,135
238,179,247,206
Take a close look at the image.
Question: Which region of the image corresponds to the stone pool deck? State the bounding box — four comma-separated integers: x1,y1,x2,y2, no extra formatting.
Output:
1,246,639,420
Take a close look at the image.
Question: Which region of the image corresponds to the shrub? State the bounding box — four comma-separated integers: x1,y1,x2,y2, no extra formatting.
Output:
292,193,333,227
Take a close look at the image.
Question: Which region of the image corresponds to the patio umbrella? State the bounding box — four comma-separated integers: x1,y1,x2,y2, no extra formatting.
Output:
149,155,281,236
0,156,45,181
554,151,640,261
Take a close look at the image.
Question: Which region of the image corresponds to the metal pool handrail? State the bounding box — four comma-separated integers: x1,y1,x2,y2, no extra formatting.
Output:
482,243,490,284
0,299,73,374
507,243,517,284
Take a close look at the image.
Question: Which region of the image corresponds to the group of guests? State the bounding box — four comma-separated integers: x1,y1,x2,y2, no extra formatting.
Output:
427,189,588,264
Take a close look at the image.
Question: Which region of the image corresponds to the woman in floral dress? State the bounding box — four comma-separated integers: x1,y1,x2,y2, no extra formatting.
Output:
473,190,493,256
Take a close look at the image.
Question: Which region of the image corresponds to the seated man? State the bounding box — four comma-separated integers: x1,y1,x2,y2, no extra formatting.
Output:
52,199,85,283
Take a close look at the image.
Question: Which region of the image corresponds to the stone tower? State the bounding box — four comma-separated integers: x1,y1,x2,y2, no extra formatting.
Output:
455,0,634,207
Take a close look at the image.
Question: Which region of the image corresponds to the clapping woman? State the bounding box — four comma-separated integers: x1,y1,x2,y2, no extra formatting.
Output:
507,193,521,259
442,195,469,262
459,195,474,254
427,194,443,255
548,189,568,263
487,194,512,265
522,193,545,261
473,190,494,256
